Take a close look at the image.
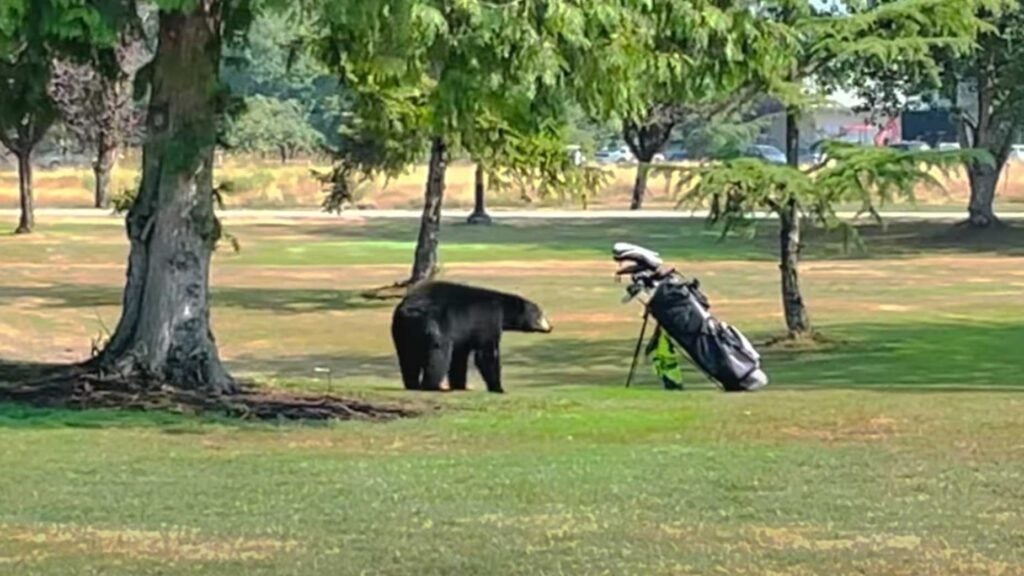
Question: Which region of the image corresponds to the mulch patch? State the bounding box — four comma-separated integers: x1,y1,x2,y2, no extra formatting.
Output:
0,363,417,422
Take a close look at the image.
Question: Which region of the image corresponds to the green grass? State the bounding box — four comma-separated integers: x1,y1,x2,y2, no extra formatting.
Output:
0,217,1023,575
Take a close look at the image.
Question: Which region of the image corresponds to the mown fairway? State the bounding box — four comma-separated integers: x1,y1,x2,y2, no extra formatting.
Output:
1,215,1023,575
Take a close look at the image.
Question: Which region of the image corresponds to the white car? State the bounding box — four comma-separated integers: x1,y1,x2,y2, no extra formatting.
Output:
937,142,961,152
1011,144,1024,161
594,145,635,165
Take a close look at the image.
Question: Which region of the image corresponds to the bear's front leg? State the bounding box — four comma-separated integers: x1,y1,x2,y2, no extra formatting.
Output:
475,344,503,393
421,338,453,392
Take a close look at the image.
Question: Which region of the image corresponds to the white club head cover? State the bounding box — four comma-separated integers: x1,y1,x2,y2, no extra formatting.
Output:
612,242,664,269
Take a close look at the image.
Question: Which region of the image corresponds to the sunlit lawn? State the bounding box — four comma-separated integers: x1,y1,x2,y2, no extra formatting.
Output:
0,216,1022,575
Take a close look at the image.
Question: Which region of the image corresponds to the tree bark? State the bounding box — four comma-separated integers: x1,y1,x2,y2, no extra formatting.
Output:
409,137,447,284
624,116,673,210
779,200,810,337
631,163,651,211
98,4,234,394
467,163,491,225
779,110,811,337
93,135,117,209
966,160,1002,227
15,151,34,234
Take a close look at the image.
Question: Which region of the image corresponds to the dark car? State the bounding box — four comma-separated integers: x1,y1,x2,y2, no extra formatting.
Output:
662,143,689,162
743,144,787,164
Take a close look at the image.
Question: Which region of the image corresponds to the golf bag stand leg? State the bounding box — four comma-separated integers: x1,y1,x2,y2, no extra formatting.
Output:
625,307,651,388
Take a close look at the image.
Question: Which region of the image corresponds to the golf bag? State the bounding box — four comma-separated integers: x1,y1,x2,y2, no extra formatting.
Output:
613,243,768,392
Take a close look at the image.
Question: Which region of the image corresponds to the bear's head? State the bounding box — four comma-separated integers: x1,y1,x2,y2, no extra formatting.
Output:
503,296,553,333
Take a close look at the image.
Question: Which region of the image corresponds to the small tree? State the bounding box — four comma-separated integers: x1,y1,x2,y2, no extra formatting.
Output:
567,0,787,210
49,12,149,209
314,0,606,285
466,163,490,225
678,143,987,337
226,95,324,162
946,2,1024,227
708,0,995,337
0,3,61,234
832,0,1020,229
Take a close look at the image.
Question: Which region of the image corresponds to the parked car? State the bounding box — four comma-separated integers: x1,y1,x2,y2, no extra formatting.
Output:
1011,144,1024,161
743,144,787,165
937,142,961,152
662,143,688,162
36,151,93,170
888,141,931,152
594,145,635,165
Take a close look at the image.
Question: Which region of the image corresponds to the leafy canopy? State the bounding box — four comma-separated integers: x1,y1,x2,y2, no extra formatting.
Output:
675,142,992,245
311,0,629,209
225,94,324,158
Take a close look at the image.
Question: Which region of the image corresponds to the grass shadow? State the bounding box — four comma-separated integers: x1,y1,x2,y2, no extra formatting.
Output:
242,219,1024,267
503,319,1024,393
215,318,1024,393
0,285,391,313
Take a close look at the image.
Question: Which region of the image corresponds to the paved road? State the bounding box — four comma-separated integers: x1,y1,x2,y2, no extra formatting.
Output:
1,207,1021,221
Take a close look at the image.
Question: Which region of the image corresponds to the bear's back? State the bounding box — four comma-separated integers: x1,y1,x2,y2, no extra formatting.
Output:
405,281,511,308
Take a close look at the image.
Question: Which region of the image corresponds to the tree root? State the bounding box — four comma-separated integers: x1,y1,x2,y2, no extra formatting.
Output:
360,281,412,301
0,364,417,422
763,331,840,351
955,214,1005,229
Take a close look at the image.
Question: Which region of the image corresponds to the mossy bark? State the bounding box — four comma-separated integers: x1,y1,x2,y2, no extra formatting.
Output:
99,5,233,393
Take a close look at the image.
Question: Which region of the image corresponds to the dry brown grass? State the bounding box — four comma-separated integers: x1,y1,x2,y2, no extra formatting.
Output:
0,522,300,564
6,155,1024,210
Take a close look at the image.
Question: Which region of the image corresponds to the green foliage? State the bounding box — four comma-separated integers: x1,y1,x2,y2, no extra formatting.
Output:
225,95,324,160
311,0,617,208
936,1,1024,168
222,9,346,147
678,115,770,160
110,185,138,214
672,143,993,246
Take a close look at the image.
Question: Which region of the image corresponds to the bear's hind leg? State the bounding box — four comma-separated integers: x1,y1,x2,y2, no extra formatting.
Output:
474,344,503,393
448,345,470,391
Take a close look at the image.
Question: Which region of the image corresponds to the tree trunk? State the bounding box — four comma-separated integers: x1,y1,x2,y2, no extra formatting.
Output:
409,137,447,284
93,137,117,209
98,5,234,394
966,160,1001,227
623,117,673,210
630,162,651,210
15,151,34,234
779,110,811,337
467,163,491,225
779,201,811,337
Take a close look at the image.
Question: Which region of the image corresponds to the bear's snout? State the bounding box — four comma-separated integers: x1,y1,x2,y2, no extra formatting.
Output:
537,316,553,333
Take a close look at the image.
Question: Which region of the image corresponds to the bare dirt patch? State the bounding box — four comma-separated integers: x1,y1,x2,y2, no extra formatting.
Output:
0,522,299,563
780,415,899,443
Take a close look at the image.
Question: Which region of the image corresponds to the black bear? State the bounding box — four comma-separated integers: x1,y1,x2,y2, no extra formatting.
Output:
391,281,552,393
